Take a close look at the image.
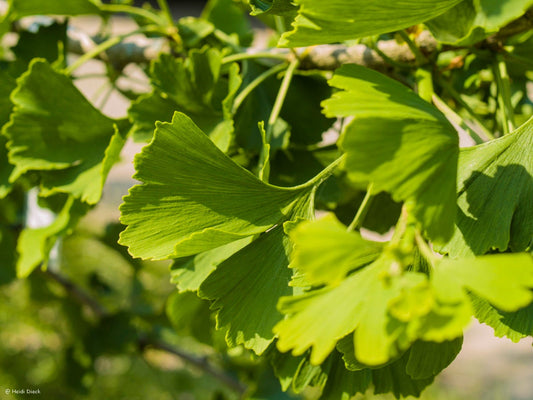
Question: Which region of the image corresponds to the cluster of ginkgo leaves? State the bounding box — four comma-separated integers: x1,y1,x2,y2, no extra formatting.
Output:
1,0,532,399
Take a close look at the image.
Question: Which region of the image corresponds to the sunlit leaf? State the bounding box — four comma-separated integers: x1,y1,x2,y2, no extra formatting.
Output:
275,257,425,365
288,213,382,286
279,0,463,47
119,112,315,260
434,253,533,312
323,64,458,244
7,0,101,18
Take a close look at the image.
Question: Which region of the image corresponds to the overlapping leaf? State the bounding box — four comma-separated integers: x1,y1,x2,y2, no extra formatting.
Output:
323,64,459,244
471,296,533,342
129,49,241,150
276,215,533,367
279,0,463,47
288,213,383,286
199,225,295,354
275,257,423,366
119,111,316,260
433,253,533,312
442,117,533,257
3,59,124,204
170,237,253,292
427,0,533,45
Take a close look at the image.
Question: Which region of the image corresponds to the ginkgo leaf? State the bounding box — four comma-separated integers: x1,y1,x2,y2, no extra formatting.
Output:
170,237,253,292
371,350,435,399
16,197,88,278
288,213,383,286
279,0,463,47
0,70,16,198
7,0,101,18
3,59,122,204
441,117,533,257
199,225,294,355
427,0,533,45
275,257,425,366
433,253,533,312
249,0,298,16
119,112,315,260
405,338,463,379
129,49,241,150
323,64,458,244
471,296,533,342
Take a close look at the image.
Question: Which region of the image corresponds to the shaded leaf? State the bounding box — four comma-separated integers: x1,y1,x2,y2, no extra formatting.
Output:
406,338,463,379
324,64,459,244
170,237,253,292
3,59,122,204
442,117,533,257
427,0,533,45
202,0,253,46
372,349,435,399
471,295,533,342
279,0,463,47
129,49,241,150
199,225,296,354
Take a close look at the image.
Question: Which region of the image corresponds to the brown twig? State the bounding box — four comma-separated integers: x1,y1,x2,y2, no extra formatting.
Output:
42,268,247,396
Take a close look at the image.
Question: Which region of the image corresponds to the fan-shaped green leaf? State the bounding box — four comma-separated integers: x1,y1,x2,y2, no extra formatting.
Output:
279,0,463,47
434,253,533,312
275,257,426,366
119,112,315,260
199,225,295,354
406,338,463,379
170,237,253,292
17,197,88,278
7,0,101,18
372,349,435,398
427,0,533,45
442,117,533,257
471,296,533,342
288,213,383,286
3,59,122,204
323,64,459,244
129,49,241,150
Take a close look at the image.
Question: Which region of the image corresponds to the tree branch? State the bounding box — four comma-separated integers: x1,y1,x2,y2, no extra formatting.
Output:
61,10,533,71
42,269,247,396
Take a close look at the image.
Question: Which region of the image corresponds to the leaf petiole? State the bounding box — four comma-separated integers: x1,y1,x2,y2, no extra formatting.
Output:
222,52,289,64
494,54,515,135
266,58,299,142
292,154,346,190
64,27,160,75
347,184,375,231
232,63,288,115
100,3,167,26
